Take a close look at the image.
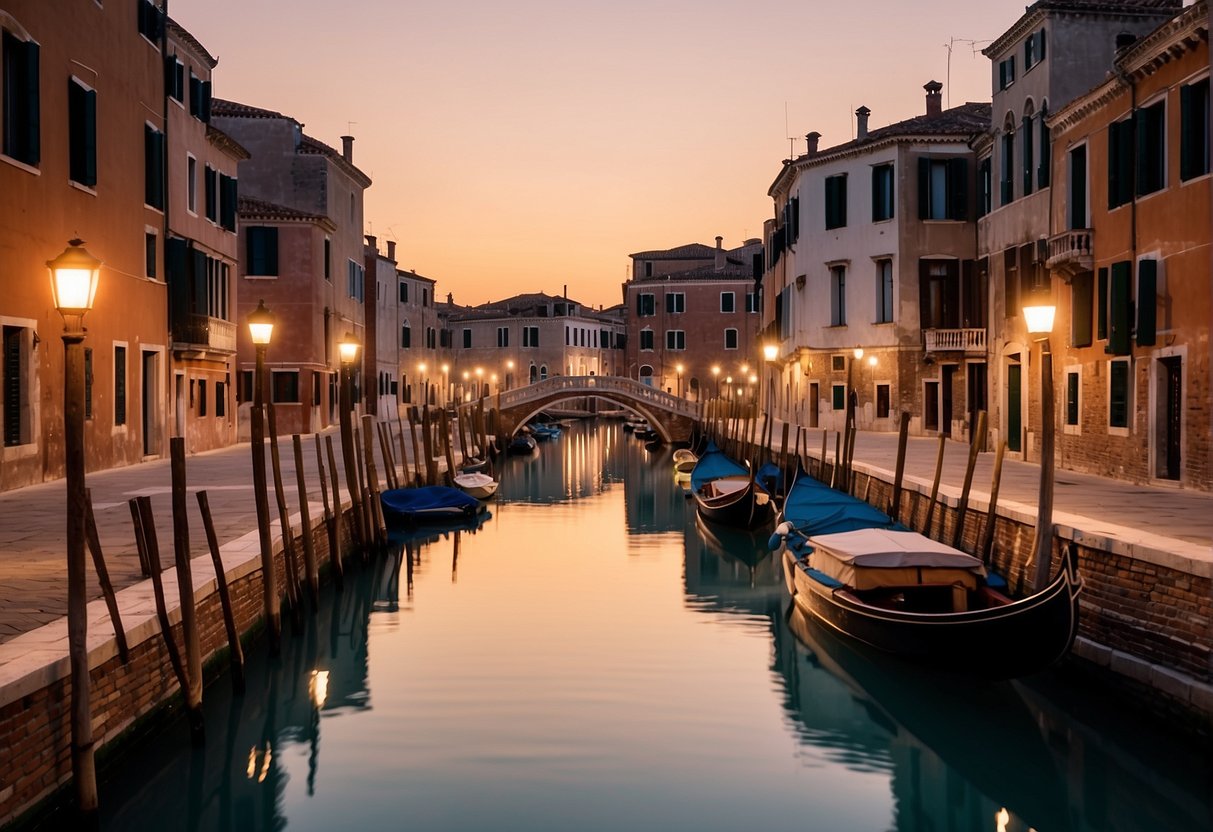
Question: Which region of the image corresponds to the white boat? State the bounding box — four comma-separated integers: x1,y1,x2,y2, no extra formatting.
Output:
453,471,499,500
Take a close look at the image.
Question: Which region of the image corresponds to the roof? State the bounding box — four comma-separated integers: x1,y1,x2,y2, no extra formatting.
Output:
211,98,297,124
446,291,620,323
984,0,1182,57
628,243,719,260
167,18,218,69
397,269,436,285
238,196,334,229
628,264,756,284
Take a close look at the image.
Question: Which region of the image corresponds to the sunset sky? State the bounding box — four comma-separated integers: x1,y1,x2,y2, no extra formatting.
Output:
175,0,1047,310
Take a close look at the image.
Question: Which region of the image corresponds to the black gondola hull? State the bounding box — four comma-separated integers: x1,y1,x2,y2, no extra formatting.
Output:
693,480,774,530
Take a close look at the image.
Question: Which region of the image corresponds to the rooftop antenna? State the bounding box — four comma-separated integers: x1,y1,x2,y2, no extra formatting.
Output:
943,37,992,108
784,101,797,159
347,120,357,134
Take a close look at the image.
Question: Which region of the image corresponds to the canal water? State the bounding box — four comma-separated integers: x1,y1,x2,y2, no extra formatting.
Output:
79,421,1210,831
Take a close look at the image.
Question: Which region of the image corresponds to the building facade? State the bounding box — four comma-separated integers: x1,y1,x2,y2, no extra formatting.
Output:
211,100,371,438
1046,1,1209,488
624,237,763,401
2,0,170,491
763,86,990,437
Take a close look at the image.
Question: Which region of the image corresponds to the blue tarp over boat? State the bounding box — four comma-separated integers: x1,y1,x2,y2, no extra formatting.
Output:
381,486,487,526
690,442,749,493
772,468,901,553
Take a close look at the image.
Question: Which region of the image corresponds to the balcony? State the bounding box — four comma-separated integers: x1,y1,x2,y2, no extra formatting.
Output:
1046,229,1094,279
924,328,987,354
173,315,237,355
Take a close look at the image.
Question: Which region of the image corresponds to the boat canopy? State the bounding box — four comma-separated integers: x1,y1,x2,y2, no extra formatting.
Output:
690,442,748,492
808,528,987,590
782,469,899,537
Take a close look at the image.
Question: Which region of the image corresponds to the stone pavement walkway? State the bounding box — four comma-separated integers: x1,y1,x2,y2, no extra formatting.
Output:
0,419,1209,645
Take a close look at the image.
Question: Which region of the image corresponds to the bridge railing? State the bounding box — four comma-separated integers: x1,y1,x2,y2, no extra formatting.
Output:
490,375,700,420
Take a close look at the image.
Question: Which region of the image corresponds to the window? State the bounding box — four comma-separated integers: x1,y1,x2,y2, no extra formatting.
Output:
462,328,472,348
1136,259,1157,347
186,155,197,212
665,330,685,350
875,259,894,323
720,292,735,313
136,0,164,42
831,355,846,372
1068,145,1087,228
401,323,411,348
1065,371,1079,427
1180,77,1210,181
2,31,40,167
272,371,300,403
1108,359,1130,429
637,293,655,317
145,231,157,279
1108,117,1135,208
198,379,207,416
919,158,967,220
398,281,408,303
246,227,278,275
978,157,992,217
219,174,237,231
830,265,847,326
998,55,1016,90
428,328,438,349
188,72,211,122
871,163,894,221
1037,103,1050,188
920,260,959,329
1071,272,1093,348
3,327,28,445
1000,124,1015,205
497,327,509,347
216,381,226,417
1021,111,1034,197
639,329,653,351
114,345,127,426
876,384,891,419
1024,29,1046,71
825,174,847,229
832,384,846,410
67,79,97,187
724,329,738,350
239,370,253,403
84,348,92,421
665,292,685,313
564,326,570,346
166,57,184,102
1004,248,1020,319
204,165,218,222
745,292,757,313
347,259,364,302
1108,261,1132,355
1097,267,1108,340
523,326,539,347
1135,99,1165,196
144,124,165,209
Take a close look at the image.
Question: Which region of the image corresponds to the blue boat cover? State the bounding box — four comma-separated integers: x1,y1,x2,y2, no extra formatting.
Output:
690,441,749,493
778,469,901,552
381,486,484,523
755,461,783,496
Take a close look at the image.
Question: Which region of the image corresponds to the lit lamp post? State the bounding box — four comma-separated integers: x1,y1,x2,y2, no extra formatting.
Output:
48,239,101,818
506,359,515,391
337,332,363,554
462,370,470,402
475,366,484,399
1024,299,1057,590
675,363,684,398
711,365,721,399
441,363,450,405
725,375,733,401
246,299,280,653
418,361,428,406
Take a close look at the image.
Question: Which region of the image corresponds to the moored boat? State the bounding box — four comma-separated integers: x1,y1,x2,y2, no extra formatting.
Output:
672,448,698,483
453,471,499,500
690,442,773,529
381,486,488,527
507,434,537,455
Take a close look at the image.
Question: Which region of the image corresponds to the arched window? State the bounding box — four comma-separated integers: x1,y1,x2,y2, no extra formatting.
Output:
1037,99,1050,188
540,365,548,380
639,365,654,386
1000,113,1016,204
529,364,538,383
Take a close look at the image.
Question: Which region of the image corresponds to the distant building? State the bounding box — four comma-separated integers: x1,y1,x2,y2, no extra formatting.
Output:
1046,1,1209,487
394,268,441,406
1,0,170,490
624,237,763,401
211,100,371,437
763,87,990,436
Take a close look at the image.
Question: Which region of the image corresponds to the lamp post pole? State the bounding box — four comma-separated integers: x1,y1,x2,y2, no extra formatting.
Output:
48,240,101,818
338,334,363,554
247,300,280,652
1023,300,1057,589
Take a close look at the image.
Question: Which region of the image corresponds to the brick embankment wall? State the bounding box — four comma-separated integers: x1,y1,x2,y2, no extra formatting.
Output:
819,459,1212,728
0,503,355,827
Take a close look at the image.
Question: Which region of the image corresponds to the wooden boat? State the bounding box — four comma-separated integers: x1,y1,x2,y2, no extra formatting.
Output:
453,471,499,500
380,486,488,527
507,434,537,455
459,456,489,474
531,423,561,441
672,449,698,484
690,442,774,529
772,469,1082,678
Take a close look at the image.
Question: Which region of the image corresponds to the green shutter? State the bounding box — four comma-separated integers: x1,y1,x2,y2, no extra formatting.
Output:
1096,267,1108,340
1071,272,1093,348
1069,146,1086,229
1066,372,1079,426
191,248,208,315
1038,30,1046,60
1037,106,1050,188
947,158,968,220
1108,261,1132,355
1108,119,1134,208
1135,259,1156,346
1022,115,1034,195
917,157,930,218
1180,79,1210,181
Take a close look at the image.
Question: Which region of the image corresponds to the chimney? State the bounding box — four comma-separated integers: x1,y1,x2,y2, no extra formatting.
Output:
365,234,377,251
924,80,943,117
714,236,725,271
340,135,354,163
1115,32,1137,50
386,240,396,261
563,284,568,299
805,132,821,156
855,106,871,140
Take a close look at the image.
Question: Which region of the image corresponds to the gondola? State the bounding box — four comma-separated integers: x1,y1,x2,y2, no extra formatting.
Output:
771,468,1082,678
689,441,774,530
380,486,488,527
507,434,537,454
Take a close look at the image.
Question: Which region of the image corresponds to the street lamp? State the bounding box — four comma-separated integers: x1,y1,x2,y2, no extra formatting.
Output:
418,361,428,406
246,300,280,652
711,365,721,398
1024,298,1057,590
441,363,450,405
506,359,515,390
675,363,684,398
48,239,101,818
337,332,364,555
763,342,778,419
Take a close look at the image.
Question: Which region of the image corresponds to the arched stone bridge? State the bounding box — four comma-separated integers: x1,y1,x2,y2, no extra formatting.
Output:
469,376,701,444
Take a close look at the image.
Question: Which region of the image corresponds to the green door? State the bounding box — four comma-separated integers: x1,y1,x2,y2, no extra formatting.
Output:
1007,363,1022,452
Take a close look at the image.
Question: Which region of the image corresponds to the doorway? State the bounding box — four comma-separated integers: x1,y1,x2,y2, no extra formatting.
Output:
142,350,159,456
1007,360,1022,453
967,362,988,449
1159,357,1182,480
808,382,819,428
941,365,956,438
923,381,940,432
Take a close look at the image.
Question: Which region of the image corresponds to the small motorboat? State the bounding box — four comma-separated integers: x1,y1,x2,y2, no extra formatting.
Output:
672,449,698,474
508,434,537,455
453,471,499,500
381,486,488,527
531,423,561,441
460,456,489,474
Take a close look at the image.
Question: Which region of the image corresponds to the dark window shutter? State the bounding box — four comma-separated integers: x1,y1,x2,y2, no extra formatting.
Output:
1038,30,1046,60
1065,371,1078,425
918,259,933,329
1135,102,1163,195
1069,145,1087,229
1108,118,1134,208
917,157,930,219
220,175,237,231
1037,106,1050,188
1108,261,1132,355
1072,272,1093,348
114,347,126,426
999,61,1007,91
164,55,175,95
191,247,208,315
665,293,674,314
7,37,41,166
872,167,881,221
1022,116,1034,196
1135,259,1156,346
1097,267,1108,340
144,126,164,209
1180,79,1209,181
201,81,212,122
791,196,800,241
204,165,216,220
947,158,967,220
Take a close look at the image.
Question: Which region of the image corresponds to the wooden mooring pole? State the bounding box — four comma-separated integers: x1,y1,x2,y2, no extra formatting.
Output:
169,438,205,745
292,435,320,604
83,489,128,663
889,412,910,523
196,490,246,693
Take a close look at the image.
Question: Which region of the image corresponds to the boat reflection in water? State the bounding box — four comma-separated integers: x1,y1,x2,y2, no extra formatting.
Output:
495,419,624,505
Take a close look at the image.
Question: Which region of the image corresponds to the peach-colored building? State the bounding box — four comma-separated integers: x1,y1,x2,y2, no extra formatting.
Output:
1,0,170,490
1046,2,1209,488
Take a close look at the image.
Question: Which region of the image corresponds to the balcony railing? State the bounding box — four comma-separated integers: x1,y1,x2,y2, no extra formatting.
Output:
924,328,987,353
1046,229,1094,277
173,315,237,354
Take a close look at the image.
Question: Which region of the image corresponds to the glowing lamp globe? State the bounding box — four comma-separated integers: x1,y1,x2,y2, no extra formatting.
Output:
247,299,275,346
47,239,101,322
338,332,361,364
1023,304,1056,335
763,343,778,361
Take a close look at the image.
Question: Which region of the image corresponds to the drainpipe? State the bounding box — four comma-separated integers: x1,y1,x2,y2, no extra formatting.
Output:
161,0,171,452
